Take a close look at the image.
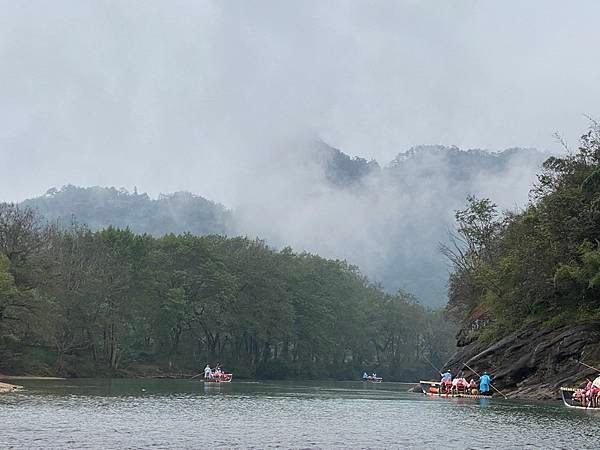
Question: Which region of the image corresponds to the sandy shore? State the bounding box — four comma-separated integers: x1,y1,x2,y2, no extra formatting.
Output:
0,375,66,380
0,381,23,393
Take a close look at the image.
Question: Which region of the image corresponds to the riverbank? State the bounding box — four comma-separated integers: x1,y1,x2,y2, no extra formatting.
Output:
0,381,23,393
0,375,66,381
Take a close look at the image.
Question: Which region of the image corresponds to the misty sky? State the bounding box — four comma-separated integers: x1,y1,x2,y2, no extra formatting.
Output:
1,1,600,204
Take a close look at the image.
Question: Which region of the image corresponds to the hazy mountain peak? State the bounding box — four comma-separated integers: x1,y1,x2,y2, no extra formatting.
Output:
23,185,231,236
313,140,381,187
390,144,544,165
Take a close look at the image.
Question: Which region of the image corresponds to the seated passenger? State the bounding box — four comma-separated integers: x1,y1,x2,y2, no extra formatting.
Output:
468,379,478,395
450,373,467,394
592,375,600,407
581,380,592,407
456,376,468,393
451,377,460,394
588,378,600,408
573,388,585,405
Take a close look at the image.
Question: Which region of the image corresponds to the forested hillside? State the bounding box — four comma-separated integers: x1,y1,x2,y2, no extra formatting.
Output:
22,185,231,236
21,144,545,306
0,205,451,380
314,140,380,187
443,124,600,397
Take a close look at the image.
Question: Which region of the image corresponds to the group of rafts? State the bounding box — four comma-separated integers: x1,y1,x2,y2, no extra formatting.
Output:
195,361,600,410
420,362,600,410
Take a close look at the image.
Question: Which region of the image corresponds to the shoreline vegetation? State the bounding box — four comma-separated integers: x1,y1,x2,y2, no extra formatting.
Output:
0,206,452,382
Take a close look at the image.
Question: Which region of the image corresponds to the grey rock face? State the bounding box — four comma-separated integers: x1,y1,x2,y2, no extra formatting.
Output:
444,320,600,399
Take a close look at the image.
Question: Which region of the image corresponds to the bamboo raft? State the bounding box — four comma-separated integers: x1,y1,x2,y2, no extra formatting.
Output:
203,373,233,383
363,376,383,383
423,391,492,399
420,380,492,399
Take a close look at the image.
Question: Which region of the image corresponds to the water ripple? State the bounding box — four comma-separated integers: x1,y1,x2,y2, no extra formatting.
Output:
1,379,599,449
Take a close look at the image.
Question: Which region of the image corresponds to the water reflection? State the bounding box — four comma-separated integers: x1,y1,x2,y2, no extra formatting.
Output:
203,382,227,394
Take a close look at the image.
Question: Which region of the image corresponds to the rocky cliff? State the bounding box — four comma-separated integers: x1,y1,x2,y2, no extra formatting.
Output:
444,320,600,399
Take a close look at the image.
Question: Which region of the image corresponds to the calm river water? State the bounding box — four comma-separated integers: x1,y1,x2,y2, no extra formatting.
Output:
1,379,599,449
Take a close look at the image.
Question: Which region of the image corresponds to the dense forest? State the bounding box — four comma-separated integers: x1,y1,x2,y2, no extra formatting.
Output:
0,205,451,380
445,123,600,347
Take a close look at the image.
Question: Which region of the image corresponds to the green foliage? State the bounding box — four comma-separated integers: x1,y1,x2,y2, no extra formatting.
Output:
446,122,600,340
0,253,25,365
455,196,499,249
0,205,451,380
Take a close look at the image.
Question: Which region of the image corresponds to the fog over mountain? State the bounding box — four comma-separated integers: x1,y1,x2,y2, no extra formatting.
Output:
229,142,546,304
2,1,600,302
23,143,546,304
2,1,600,203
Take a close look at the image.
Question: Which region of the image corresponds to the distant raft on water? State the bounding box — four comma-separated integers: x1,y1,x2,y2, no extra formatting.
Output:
363,376,383,383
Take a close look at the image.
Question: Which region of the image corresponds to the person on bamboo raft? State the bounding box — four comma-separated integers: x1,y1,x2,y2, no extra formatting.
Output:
440,371,452,393
572,378,600,407
456,375,468,393
583,376,600,407
594,376,600,400
479,372,492,395
572,385,585,404
468,378,478,395
204,364,213,379
450,372,467,394
585,380,596,407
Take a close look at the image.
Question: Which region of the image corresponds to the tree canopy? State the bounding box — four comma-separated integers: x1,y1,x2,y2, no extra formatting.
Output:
0,204,451,379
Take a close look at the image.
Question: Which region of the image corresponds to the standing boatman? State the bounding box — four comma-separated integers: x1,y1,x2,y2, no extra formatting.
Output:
479,371,491,395
204,364,213,380
440,370,452,393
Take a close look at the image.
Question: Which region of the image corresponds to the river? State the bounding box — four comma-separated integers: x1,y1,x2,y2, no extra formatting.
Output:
0,379,598,449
